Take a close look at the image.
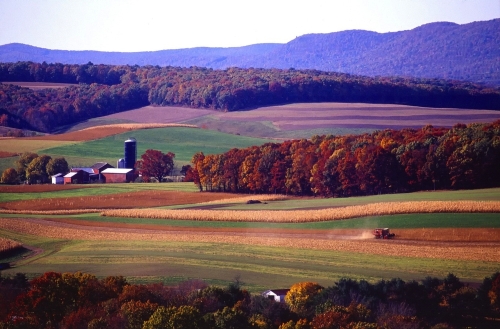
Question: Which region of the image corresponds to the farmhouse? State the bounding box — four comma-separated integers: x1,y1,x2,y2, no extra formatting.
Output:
51,173,64,185
261,289,290,303
101,168,135,183
63,170,89,184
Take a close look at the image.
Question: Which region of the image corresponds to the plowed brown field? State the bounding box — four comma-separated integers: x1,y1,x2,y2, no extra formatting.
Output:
0,151,17,158
0,184,93,193
0,217,498,262
0,190,245,210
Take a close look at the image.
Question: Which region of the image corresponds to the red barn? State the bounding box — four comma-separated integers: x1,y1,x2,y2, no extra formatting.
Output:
101,168,136,183
91,162,113,174
63,170,89,184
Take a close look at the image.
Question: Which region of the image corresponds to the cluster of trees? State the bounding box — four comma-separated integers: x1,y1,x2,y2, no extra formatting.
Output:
0,149,178,185
1,152,69,184
188,120,500,196
0,81,149,132
135,149,175,182
1,61,499,133
0,271,499,328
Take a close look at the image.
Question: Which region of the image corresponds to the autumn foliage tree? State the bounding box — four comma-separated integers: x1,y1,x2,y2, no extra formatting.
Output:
135,149,175,182
2,271,500,328
190,120,500,197
285,282,324,317
1,168,19,184
1,61,500,133
142,305,203,329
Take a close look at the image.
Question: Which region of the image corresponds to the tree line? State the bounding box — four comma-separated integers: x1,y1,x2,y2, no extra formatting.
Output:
188,120,500,196
0,271,499,328
1,152,69,185
1,61,499,133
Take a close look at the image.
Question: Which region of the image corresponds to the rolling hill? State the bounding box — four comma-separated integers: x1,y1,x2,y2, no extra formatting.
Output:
1,19,499,85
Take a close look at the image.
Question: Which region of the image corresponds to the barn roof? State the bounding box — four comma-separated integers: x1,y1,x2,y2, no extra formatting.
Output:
91,162,112,170
52,173,64,177
64,172,78,178
71,167,94,174
102,168,134,174
262,289,290,296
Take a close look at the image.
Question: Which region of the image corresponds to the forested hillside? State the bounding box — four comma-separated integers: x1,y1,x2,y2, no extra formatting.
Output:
1,19,498,85
1,62,499,133
189,121,500,196
1,271,500,328
259,20,500,86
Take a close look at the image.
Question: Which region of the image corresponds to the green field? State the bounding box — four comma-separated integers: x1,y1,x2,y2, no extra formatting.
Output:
40,127,276,166
0,127,276,172
1,230,497,292
183,115,375,139
2,212,498,230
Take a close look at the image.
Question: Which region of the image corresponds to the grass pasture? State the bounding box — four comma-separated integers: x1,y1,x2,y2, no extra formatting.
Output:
0,126,276,173
38,127,276,167
1,229,498,291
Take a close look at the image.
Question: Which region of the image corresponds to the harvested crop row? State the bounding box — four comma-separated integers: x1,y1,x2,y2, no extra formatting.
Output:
198,194,288,204
0,209,102,215
0,217,498,262
0,237,22,253
25,123,197,141
79,123,197,130
102,201,500,223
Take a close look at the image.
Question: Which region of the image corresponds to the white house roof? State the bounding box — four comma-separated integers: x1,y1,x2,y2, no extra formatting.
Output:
52,173,64,177
64,172,78,178
101,168,134,174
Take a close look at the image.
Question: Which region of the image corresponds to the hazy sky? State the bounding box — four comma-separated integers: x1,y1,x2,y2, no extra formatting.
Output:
1,0,498,52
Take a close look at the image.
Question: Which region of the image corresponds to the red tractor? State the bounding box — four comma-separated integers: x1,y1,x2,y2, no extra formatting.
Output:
373,228,395,239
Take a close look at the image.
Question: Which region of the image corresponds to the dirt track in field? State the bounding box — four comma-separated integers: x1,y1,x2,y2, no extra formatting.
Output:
0,217,499,262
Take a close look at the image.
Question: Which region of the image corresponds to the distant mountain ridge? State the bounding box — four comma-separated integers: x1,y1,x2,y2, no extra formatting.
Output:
1,19,499,85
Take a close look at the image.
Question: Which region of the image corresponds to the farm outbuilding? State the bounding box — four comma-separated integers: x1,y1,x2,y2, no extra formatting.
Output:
91,162,113,174
63,170,89,184
101,168,136,183
261,289,290,303
51,173,64,185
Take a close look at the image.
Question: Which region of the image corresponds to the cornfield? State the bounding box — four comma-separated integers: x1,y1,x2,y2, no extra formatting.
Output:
101,200,500,223
0,209,102,215
0,237,23,253
78,123,197,131
198,194,288,204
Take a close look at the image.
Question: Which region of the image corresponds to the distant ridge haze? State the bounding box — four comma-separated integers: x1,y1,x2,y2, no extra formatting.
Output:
1,19,499,86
